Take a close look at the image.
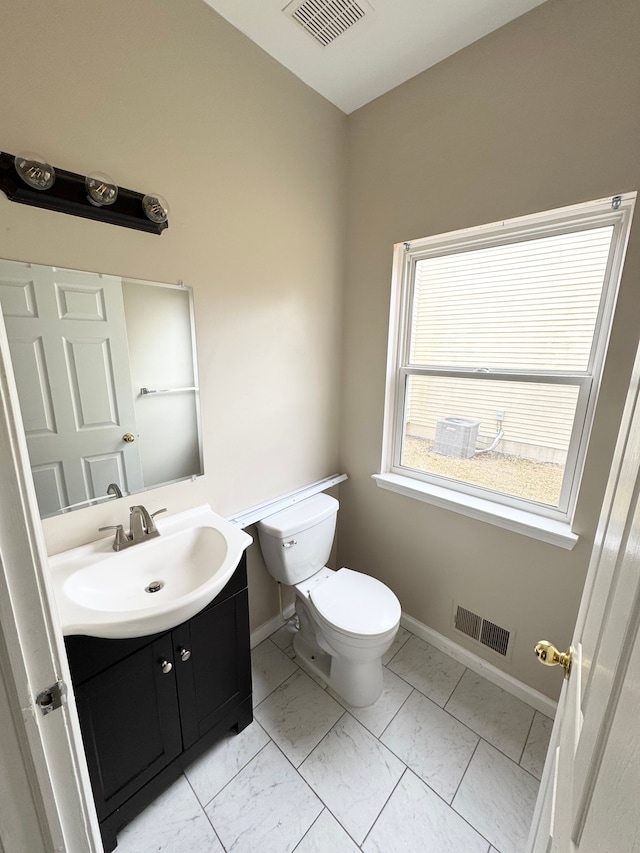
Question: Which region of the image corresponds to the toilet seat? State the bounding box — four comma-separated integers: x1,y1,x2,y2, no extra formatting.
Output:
308,568,401,640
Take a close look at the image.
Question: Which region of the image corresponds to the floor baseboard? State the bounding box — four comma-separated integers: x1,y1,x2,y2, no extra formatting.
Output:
400,613,557,718
250,613,286,648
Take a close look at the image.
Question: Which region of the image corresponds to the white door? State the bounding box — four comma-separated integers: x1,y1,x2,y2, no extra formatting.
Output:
527,337,640,851
0,311,102,852
0,260,143,515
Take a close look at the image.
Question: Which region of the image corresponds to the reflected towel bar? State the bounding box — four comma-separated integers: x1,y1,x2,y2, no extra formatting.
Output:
140,386,198,395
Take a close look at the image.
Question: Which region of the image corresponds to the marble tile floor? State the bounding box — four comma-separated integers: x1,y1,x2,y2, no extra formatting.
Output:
115,625,552,853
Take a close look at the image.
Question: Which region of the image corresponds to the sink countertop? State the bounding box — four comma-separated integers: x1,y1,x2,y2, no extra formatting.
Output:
48,504,253,639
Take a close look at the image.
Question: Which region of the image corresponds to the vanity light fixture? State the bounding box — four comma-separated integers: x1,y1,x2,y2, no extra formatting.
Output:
14,152,56,190
0,150,169,234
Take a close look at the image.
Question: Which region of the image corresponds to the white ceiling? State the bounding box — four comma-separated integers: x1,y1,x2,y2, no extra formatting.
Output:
202,0,548,114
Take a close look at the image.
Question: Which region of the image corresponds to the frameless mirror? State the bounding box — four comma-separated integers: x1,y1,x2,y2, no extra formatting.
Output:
0,258,203,518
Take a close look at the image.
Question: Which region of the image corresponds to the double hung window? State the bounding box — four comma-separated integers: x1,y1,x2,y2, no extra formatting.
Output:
376,195,636,546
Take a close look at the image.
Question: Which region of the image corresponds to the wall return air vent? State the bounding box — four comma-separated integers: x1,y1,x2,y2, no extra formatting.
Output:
284,0,373,47
453,605,512,658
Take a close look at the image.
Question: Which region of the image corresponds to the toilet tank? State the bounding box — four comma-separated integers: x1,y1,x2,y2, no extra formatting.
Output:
257,494,338,585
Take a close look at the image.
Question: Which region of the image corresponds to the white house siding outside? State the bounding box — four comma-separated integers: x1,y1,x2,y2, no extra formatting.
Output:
405,226,613,465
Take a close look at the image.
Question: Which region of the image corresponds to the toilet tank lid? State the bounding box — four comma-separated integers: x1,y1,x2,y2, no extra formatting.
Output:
257,493,339,539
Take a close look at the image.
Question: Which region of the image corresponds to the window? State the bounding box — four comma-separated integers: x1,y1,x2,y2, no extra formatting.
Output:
375,194,636,548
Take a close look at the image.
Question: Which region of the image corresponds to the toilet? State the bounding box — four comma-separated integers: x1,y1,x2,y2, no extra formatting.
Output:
257,493,400,707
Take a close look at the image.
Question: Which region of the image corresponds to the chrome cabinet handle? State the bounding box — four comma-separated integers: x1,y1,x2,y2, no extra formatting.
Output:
179,648,191,662
160,660,173,674
283,540,297,549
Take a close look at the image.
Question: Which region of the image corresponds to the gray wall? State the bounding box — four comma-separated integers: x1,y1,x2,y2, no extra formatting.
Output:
340,0,640,698
0,0,347,631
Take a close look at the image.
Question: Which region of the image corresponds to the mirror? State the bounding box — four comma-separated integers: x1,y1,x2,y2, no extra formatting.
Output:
0,258,203,518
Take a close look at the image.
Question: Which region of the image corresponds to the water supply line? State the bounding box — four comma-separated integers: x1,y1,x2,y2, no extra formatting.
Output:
278,582,299,629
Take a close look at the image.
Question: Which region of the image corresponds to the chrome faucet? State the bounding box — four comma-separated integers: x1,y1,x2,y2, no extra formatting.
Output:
99,504,167,551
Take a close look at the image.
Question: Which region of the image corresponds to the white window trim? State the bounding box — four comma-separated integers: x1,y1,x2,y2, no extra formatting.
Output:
373,472,579,548
376,193,637,549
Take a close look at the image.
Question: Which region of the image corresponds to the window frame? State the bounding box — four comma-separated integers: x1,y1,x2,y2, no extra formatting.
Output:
376,194,636,548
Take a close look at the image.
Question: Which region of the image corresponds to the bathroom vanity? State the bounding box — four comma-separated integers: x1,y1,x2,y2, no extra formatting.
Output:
64,554,252,851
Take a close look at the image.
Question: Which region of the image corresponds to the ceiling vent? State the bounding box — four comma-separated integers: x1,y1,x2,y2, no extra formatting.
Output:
283,0,373,48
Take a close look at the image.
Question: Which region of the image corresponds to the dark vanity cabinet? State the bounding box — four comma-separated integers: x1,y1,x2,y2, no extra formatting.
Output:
64,555,252,851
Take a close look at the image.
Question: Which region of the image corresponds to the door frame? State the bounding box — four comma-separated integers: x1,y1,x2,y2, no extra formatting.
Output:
0,308,102,852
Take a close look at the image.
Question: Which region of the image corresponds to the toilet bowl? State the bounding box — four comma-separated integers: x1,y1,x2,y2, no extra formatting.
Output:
256,494,401,707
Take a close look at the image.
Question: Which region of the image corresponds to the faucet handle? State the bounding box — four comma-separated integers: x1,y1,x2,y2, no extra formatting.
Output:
146,507,167,535
98,524,129,551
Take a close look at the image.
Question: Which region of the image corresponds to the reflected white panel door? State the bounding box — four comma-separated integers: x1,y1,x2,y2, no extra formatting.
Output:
528,338,640,852
0,260,143,514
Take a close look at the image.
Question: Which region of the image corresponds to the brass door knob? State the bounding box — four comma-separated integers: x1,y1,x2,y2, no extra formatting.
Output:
534,640,573,678
123,432,135,443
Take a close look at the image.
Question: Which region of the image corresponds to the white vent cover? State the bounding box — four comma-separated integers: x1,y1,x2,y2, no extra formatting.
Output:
283,0,373,47
453,605,512,658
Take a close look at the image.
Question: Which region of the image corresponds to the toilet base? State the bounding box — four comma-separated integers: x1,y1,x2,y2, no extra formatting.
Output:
292,631,331,683
329,653,385,707
292,629,385,708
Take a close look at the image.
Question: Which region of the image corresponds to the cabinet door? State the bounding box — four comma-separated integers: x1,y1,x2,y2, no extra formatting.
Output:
74,634,182,820
173,591,251,749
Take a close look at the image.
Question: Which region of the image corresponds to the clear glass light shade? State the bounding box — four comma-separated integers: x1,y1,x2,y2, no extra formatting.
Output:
14,152,56,190
85,172,118,206
142,193,169,223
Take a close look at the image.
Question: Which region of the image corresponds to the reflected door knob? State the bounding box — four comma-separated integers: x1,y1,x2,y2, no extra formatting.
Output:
179,648,191,662
123,432,135,443
534,640,573,678
160,660,173,674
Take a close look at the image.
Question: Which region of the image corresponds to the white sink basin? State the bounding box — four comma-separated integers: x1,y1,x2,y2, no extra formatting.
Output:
48,505,252,639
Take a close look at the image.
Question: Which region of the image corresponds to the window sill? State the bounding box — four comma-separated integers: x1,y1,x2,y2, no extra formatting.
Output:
372,473,578,550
